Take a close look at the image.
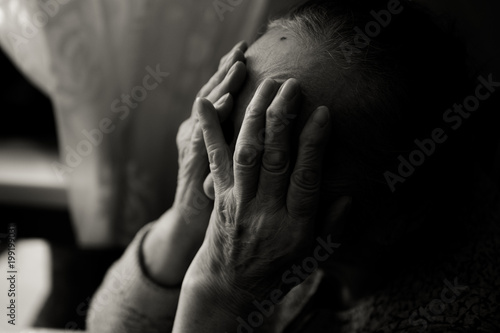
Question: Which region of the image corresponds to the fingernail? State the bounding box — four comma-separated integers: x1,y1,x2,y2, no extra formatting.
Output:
214,93,230,107
314,106,329,127
256,79,276,99
278,78,299,101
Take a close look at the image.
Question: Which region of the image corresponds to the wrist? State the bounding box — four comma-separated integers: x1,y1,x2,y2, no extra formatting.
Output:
182,243,259,313
186,239,287,301
142,208,204,287
175,243,289,332
178,262,258,331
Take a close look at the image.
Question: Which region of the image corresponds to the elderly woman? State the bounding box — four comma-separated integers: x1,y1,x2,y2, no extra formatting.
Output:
87,0,500,332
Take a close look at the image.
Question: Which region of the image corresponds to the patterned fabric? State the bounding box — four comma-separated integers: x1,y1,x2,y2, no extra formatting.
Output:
87,222,181,333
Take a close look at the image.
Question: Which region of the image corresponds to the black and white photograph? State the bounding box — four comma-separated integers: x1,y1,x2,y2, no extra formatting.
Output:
0,0,499,332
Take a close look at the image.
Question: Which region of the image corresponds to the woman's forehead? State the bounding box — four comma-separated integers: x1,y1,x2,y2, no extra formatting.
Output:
230,27,312,136
244,27,305,86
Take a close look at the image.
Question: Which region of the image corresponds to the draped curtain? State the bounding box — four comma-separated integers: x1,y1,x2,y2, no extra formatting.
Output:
0,0,272,247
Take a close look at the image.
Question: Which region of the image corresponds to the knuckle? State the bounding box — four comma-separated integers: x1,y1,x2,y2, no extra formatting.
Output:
262,149,288,172
292,168,320,191
245,104,264,119
234,144,259,166
266,104,283,117
207,145,230,169
266,107,289,132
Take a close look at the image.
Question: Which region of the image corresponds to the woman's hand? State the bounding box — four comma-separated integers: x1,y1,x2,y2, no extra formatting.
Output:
142,41,248,287
200,77,331,293
174,78,333,332
172,41,248,228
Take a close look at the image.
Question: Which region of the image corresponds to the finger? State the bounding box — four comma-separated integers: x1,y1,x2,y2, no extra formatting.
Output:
257,78,300,204
191,93,233,154
190,121,208,157
176,118,195,161
197,42,247,98
212,93,234,123
218,41,247,70
203,173,215,200
205,61,246,104
197,98,233,195
193,61,246,119
286,106,331,220
180,121,212,182
233,79,279,202
198,47,246,98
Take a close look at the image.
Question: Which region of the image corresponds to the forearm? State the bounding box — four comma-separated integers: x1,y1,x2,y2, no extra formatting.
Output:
87,208,209,333
87,223,181,333
174,283,238,332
